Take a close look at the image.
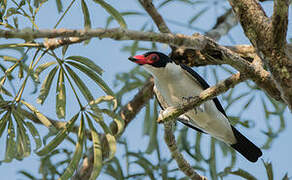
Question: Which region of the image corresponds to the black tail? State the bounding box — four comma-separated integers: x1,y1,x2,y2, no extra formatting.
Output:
230,126,262,162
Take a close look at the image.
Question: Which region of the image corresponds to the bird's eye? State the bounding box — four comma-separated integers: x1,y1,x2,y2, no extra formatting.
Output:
150,54,159,61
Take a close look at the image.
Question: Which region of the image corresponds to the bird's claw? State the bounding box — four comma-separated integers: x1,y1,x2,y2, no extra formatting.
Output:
182,96,204,114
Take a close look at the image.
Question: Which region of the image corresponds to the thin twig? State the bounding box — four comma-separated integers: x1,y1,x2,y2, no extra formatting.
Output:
164,122,207,180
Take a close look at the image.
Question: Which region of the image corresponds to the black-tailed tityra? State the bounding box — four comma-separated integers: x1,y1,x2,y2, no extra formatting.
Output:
128,51,262,162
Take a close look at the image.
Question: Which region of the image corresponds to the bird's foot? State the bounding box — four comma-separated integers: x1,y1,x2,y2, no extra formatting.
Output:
182,96,196,104
182,96,204,114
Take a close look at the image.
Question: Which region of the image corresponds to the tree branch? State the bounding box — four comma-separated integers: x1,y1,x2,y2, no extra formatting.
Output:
0,28,207,50
1,27,283,103
164,122,207,180
271,0,288,49
157,72,248,123
138,0,171,34
227,0,292,109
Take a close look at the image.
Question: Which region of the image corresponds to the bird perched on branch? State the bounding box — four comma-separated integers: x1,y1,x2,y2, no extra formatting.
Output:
128,51,262,162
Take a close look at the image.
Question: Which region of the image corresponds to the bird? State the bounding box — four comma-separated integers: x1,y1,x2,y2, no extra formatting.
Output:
128,51,262,162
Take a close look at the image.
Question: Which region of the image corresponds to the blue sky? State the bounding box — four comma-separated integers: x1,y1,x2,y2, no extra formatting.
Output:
0,0,292,179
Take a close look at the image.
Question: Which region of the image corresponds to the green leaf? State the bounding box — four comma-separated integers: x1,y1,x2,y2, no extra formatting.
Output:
99,109,124,136
18,170,37,180
36,113,79,156
62,45,69,57
85,114,102,180
81,0,91,29
143,102,151,136
230,169,257,180
88,95,117,110
37,65,58,104
66,56,103,75
21,101,54,128
59,115,84,180
92,0,127,28
3,116,16,162
56,0,63,12
89,112,116,161
24,121,42,151
34,61,56,82
0,111,10,138
13,110,31,159
263,161,274,180
56,68,66,119
66,61,114,96
145,100,158,154
106,11,142,28
65,65,95,103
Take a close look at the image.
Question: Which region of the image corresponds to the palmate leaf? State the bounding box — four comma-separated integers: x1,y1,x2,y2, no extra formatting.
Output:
88,112,117,161
230,168,257,180
65,65,95,103
21,101,54,128
37,65,58,104
92,0,127,28
24,121,42,151
0,110,10,138
88,95,117,110
81,0,91,29
263,161,274,180
85,114,103,180
106,11,143,28
3,115,16,162
65,56,103,75
34,61,56,82
104,157,124,179
59,115,84,180
56,68,66,119
36,113,79,156
12,110,31,159
66,61,114,96
55,0,63,12
145,100,158,154
98,108,124,136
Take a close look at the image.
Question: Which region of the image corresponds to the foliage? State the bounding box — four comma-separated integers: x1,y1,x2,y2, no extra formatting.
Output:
0,0,291,180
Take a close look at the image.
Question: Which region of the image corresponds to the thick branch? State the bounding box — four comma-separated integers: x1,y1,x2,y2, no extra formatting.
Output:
228,0,292,109
164,122,207,180
227,0,270,51
272,0,289,49
157,73,247,123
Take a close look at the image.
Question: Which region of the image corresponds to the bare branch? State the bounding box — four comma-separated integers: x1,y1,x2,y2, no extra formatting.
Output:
272,0,289,49
119,77,154,129
227,0,270,50
157,73,247,123
228,0,292,109
164,122,207,180
138,0,171,33
0,28,207,50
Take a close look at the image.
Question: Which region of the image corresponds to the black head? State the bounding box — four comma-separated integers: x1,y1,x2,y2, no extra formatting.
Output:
128,51,172,68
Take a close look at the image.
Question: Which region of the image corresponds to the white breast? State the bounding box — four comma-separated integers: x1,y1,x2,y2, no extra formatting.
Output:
146,63,236,144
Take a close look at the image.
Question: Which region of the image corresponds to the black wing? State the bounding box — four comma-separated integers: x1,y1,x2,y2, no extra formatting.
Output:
180,64,227,118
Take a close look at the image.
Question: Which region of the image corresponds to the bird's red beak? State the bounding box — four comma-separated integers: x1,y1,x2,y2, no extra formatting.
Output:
128,55,148,65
